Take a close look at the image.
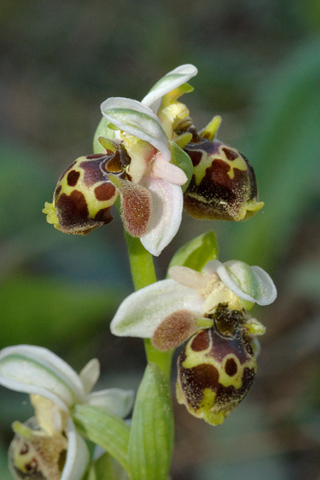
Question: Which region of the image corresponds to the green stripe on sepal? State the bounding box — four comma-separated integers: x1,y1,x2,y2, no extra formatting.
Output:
168,230,219,273
72,404,131,477
128,363,174,480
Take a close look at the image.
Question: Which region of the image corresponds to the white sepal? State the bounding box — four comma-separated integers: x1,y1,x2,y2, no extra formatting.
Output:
86,388,135,418
140,177,183,256
0,345,85,411
110,279,203,337
100,97,170,161
142,64,198,112
61,418,90,480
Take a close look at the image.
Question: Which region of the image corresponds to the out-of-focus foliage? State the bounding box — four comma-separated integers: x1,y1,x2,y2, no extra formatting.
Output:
0,0,319,479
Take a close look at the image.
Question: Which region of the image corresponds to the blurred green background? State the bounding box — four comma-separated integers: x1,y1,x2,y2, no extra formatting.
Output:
1,0,320,479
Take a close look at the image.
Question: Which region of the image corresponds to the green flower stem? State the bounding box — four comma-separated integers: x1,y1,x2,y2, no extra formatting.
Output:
123,230,173,379
123,230,157,290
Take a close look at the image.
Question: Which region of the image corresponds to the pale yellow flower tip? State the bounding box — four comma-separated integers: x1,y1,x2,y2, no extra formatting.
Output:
42,202,59,227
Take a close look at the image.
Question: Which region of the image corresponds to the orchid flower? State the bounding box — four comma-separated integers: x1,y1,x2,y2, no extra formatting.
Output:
0,345,134,480
110,259,277,351
98,64,198,256
44,65,198,257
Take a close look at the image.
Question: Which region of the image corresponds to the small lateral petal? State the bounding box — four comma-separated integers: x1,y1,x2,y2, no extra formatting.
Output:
110,175,152,238
140,177,183,256
110,279,203,338
151,153,188,186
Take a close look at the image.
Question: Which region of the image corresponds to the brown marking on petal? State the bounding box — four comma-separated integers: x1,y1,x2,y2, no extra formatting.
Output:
152,310,197,351
67,170,80,186
178,360,220,409
207,321,253,365
241,366,256,392
105,147,131,173
58,449,67,472
19,443,29,455
215,367,256,410
94,208,113,224
242,335,254,356
191,329,210,351
105,151,124,173
184,140,260,221
225,358,238,376
57,160,77,182
25,458,38,472
207,325,249,364
94,182,116,201
56,190,89,227
120,182,151,237
79,157,110,186
222,147,239,161
186,148,203,167
86,153,106,159
55,190,108,234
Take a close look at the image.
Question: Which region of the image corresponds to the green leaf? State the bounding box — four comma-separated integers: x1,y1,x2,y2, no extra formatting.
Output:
128,363,174,480
168,230,219,272
169,141,193,192
72,404,131,476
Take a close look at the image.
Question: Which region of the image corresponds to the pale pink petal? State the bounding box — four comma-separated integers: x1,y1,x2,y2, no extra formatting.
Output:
151,153,188,186
140,176,183,256
169,266,212,290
